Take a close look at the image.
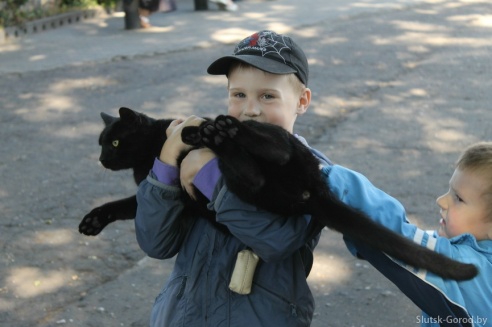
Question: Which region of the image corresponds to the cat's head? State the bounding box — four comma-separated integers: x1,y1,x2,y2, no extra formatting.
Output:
98,107,160,170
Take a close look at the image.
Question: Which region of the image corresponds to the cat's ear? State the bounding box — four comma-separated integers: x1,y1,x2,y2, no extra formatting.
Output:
119,107,140,124
100,112,118,126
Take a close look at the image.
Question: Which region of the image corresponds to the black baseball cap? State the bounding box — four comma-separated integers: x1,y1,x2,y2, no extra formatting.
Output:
207,30,309,86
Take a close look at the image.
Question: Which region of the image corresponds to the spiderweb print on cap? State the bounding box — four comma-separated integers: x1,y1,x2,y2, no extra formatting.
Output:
234,31,292,64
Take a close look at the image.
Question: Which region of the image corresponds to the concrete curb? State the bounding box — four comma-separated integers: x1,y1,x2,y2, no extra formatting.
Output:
1,8,105,44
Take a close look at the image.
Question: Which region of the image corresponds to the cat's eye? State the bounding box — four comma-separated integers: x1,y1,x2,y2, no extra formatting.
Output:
112,140,119,147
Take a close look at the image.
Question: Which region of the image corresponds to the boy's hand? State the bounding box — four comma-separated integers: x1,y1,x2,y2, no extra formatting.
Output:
159,116,205,166
180,148,216,200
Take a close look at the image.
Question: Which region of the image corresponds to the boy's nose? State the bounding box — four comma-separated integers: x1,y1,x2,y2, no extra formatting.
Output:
436,193,447,210
244,101,260,117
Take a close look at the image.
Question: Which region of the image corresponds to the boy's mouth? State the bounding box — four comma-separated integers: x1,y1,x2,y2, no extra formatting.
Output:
439,218,446,227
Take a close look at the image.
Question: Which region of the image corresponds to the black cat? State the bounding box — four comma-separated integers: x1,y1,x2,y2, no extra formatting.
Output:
79,107,174,236
80,108,477,280
180,115,478,281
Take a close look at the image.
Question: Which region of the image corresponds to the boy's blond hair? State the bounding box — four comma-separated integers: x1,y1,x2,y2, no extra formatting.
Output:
456,142,492,218
228,61,306,96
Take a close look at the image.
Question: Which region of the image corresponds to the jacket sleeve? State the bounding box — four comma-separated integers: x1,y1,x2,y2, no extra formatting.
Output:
324,165,417,254
211,182,312,262
323,164,466,260
135,172,192,259
206,145,328,263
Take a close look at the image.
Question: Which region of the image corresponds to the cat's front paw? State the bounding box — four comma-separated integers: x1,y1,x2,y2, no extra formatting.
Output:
79,207,113,236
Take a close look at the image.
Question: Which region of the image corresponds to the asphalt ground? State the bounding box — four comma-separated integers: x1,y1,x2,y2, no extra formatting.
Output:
1,0,491,326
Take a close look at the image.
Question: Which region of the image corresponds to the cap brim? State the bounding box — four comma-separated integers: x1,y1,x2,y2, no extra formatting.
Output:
207,55,297,76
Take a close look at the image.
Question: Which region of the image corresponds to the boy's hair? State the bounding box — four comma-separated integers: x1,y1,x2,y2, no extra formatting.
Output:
456,142,492,217
227,61,306,95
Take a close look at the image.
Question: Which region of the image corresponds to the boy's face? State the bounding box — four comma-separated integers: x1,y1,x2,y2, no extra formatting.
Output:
436,168,492,240
226,66,310,133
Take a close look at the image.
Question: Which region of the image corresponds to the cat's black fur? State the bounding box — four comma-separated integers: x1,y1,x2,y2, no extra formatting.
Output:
79,107,173,235
180,115,478,281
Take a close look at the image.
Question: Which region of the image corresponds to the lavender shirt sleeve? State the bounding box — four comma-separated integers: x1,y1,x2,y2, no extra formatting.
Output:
152,158,179,186
193,158,221,201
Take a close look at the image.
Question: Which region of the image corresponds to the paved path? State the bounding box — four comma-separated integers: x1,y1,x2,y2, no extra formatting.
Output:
2,0,424,74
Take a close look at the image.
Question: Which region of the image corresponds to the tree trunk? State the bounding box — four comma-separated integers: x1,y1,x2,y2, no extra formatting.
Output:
123,0,141,30
194,0,208,10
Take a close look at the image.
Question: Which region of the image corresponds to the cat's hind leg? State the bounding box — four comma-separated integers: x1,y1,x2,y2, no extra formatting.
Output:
210,116,293,165
182,119,267,191
182,118,236,152
181,126,203,147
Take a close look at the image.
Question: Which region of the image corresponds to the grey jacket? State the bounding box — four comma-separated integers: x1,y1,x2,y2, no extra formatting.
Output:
135,147,330,327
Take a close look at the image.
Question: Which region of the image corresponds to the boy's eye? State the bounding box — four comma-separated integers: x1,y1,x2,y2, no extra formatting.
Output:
262,94,274,100
233,92,245,98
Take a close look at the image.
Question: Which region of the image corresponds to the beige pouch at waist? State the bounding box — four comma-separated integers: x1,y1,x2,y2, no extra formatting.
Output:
229,249,259,295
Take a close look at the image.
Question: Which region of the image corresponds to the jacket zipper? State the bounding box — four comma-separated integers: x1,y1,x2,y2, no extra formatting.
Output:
255,283,298,317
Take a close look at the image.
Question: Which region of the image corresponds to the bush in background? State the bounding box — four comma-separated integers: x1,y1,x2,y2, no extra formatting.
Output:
0,0,103,28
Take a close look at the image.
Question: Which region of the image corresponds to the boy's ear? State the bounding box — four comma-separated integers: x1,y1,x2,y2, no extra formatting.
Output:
297,87,311,115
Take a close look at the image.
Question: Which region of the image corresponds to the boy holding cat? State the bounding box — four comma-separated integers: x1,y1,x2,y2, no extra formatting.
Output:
326,142,492,326
134,30,330,326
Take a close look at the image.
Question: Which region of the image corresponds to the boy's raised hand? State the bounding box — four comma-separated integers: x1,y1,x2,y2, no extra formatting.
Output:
179,148,216,200
159,115,205,166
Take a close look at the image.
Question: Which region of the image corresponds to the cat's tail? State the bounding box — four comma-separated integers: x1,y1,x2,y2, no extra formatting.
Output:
314,196,478,281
